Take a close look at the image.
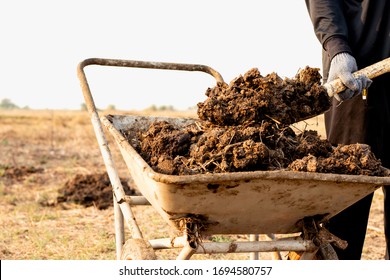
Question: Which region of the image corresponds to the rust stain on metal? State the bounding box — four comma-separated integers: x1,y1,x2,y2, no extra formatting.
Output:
226,184,239,189
207,183,220,192
228,242,238,253
206,183,240,195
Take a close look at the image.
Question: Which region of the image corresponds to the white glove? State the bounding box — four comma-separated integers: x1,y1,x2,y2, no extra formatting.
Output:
328,52,372,100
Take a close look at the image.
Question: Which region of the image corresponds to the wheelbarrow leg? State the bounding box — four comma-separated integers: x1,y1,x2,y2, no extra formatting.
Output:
177,244,197,260
250,234,284,260
114,196,125,260
176,222,199,260
265,234,283,260
249,234,259,260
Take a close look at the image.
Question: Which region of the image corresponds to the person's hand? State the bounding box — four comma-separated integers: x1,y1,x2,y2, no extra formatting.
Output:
328,52,372,101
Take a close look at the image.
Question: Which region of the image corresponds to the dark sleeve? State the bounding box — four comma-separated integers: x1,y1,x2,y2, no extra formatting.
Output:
305,0,352,60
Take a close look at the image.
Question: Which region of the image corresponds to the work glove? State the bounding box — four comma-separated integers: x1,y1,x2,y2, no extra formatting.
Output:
328,52,372,101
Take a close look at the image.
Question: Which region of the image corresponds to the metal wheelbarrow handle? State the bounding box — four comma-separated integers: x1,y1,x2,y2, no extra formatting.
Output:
324,57,390,97
76,58,224,259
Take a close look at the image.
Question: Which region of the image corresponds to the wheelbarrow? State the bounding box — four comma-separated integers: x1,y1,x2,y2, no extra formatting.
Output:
77,57,390,260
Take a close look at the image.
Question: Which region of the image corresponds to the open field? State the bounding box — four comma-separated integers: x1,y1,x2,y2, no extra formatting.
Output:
0,109,386,260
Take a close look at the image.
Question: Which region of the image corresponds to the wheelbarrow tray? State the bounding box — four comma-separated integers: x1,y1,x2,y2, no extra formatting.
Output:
102,114,390,235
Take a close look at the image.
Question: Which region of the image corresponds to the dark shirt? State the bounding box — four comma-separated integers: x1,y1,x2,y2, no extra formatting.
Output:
306,0,390,81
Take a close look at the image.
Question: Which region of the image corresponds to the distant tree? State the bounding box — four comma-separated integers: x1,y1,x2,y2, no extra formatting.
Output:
106,104,116,110
187,105,197,111
80,103,87,111
146,105,158,111
144,104,175,111
159,105,175,111
0,98,19,109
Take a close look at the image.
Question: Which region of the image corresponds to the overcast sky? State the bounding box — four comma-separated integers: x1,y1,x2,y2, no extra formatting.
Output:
1,0,323,111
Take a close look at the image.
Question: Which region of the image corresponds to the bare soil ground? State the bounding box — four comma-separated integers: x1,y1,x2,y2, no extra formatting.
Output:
0,109,387,259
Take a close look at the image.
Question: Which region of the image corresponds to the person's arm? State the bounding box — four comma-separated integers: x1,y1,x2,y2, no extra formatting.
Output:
305,0,371,100
305,0,351,60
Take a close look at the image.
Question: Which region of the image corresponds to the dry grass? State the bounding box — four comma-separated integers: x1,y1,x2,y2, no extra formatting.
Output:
0,109,386,260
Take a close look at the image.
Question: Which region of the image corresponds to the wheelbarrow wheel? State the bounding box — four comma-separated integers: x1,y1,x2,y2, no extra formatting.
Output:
120,238,157,260
318,243,339,260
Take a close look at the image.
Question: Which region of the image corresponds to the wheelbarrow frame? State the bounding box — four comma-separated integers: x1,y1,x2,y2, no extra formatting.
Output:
77,58,389,260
